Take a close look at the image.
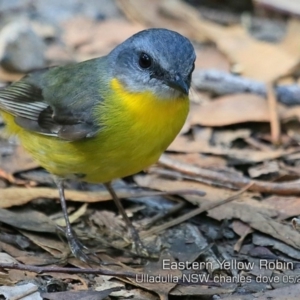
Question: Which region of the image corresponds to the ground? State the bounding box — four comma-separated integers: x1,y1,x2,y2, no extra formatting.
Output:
1,0,300,299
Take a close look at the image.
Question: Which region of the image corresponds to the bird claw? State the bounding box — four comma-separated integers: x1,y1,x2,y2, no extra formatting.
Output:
65,229,100,264
65,229,123,267
128,227,157,258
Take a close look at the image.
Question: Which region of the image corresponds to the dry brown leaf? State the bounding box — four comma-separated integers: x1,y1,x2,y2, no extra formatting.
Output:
116,0,207,42
0,186,165,208
44,273,89,290
263,196,300,219
8,269,37,283
171,286,234,297
194,46,230,72
254,0,300,17
281,106,300,122
91,210,125,233
62,16,97,48
166,153,227,168
45,44,74,63
232,220,253,252
212,129,251,147
135,174,300,249
189,94,270,126
0,242,29,259
213,25,297,81
232,220,252,237
62,17,144,59
16,254,58,266
134,174,261,210
280,18,300,58
78,19,145,57
54,203,88,227
0,208,56,233
253,233,300,260
0,283,41,300
0,66,24,82
168,135,295,163
0,252,18,264
248,161,280,178
0,145,39,175
20,231,68,259
208,202,300,250
221,282,300,299
127,252,180,300
160,0,298,81
41,288,119,300
188,94,299,130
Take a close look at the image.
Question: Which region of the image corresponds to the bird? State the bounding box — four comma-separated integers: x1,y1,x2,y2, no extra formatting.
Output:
0,28,196,262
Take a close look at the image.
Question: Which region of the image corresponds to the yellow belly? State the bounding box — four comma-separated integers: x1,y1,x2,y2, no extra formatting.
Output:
1,79,189,183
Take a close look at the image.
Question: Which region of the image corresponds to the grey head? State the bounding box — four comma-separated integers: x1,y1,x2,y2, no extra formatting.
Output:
108,28,196,99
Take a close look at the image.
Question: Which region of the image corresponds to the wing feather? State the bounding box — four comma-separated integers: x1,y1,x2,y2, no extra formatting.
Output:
0,62,102,141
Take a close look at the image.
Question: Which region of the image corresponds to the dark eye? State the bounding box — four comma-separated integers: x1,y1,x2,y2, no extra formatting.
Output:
139,52,152,69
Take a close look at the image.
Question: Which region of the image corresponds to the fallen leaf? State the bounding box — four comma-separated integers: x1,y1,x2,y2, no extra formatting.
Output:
232,220,252,237
263,196,300,219
171,285,234,297
127,251,180,300
0,186,172,208
116,0,207,41
44,273,88,290
221,282,300,299
62,17,144,59
280,18,300,57
168,135,298,164
0,145,39,175
212,129,251,147
8,269,37,283
54,203,88,226
0,283,41,300
20,231,68,259
190,94,271,127
254,0,300,17
253,233,300,260
248,161,280,178
207,201,300,250
41,288,120,300
0,252,18,264
166,153,227,168
159,0,299,81
194,46,230,72
0,208,56,233
91,210,125,234
0,66,24,82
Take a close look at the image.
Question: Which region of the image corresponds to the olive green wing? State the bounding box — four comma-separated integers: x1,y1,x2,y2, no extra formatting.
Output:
0,59,105,141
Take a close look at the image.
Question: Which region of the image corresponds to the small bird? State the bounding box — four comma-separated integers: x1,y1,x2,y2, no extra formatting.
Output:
0,28,196,262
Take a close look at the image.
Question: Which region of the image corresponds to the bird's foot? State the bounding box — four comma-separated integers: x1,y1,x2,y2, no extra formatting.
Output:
65,228,100,264
128,227,158,258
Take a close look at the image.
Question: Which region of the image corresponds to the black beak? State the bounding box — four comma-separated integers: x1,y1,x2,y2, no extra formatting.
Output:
166,74,189,95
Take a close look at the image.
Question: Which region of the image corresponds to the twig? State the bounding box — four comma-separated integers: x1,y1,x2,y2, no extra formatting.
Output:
233,227,253,252
141,183,254,238
159,154,300,195
141,200,186,230
0,262,137,278
267,82,281,145
193,69,300,106
244,136,273,151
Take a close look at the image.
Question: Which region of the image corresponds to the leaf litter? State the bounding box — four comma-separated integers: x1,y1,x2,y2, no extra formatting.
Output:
2,0,300,299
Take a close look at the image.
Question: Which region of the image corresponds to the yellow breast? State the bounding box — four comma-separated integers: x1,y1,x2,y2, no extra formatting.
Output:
1,78,189,183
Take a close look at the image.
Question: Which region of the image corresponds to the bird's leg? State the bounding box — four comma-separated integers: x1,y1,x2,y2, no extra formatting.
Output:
104,182,149,257
53,176,99,263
